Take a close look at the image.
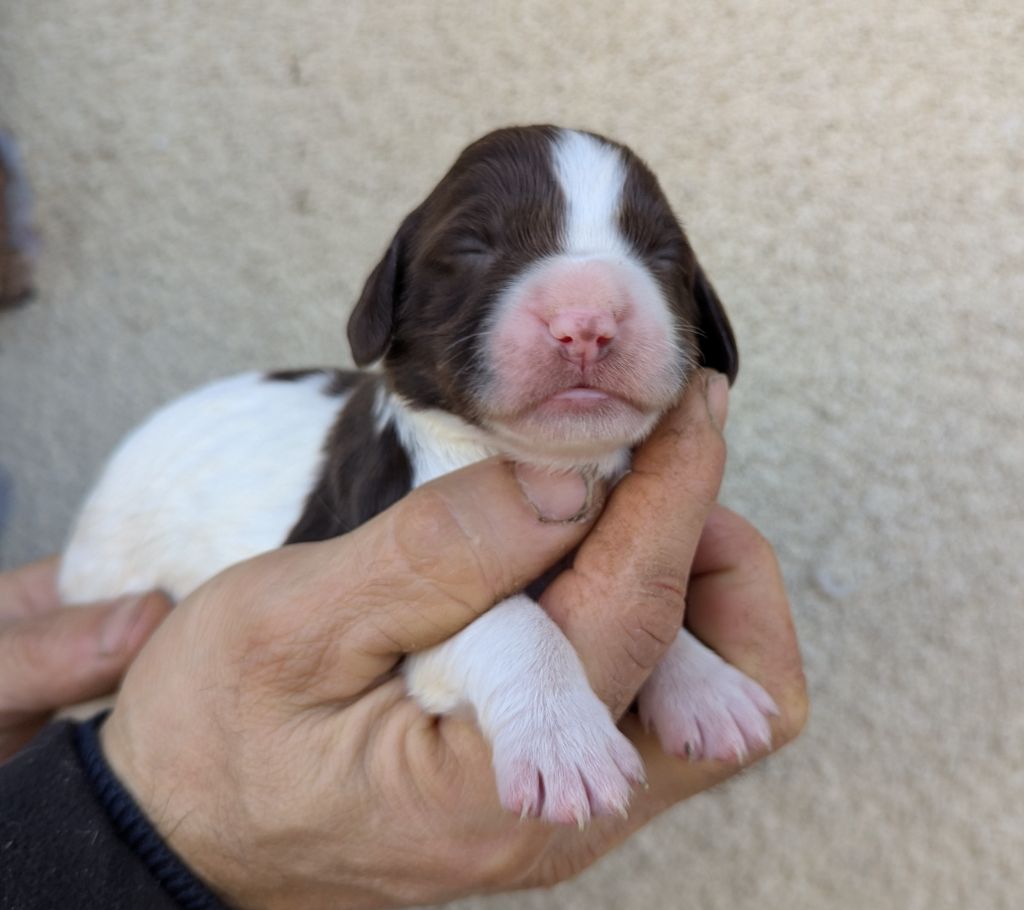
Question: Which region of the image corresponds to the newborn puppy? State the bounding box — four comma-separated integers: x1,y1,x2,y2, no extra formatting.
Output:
60,126,777,825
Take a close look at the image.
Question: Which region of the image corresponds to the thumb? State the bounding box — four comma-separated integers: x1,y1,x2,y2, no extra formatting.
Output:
0,591,172,720
243,458,602,694
350,459,602,652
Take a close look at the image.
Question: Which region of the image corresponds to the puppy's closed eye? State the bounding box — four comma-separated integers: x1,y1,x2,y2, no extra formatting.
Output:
446,238,494,261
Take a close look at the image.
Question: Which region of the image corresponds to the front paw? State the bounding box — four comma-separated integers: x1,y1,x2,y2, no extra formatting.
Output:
491,691,645,827
638,629,779,763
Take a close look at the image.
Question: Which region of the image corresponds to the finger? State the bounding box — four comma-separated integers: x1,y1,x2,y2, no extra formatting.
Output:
685,505,808,737
0,591,172,721
0,555,62,619
542,371,728,716
226,457,603,692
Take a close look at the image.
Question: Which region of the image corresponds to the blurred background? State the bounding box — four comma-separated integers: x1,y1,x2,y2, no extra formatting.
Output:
1,2,1021,908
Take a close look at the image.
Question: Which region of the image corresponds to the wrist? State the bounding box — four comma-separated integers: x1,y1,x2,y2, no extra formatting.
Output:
78,713,230,909
97,712,337,910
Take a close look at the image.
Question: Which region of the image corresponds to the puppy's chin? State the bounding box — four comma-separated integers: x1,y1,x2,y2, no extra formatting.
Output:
484,398,662,468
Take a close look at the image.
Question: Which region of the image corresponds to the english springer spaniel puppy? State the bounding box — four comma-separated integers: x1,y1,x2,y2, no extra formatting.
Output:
60,126,776,825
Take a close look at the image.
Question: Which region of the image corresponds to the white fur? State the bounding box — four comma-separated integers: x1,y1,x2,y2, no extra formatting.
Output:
59,372,345,603
405,594,644,824
552,129,631,258
375,389,498,485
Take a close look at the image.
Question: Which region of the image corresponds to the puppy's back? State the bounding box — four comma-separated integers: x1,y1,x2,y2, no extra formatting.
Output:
59,371,346,604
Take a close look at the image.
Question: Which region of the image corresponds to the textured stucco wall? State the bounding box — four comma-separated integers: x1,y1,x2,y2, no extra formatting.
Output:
1,3,1022,908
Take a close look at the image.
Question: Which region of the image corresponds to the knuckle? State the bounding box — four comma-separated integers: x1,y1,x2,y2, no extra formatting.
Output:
702,418,728,467
689,428,727,500
618,588,686,674
660,425,726,508
392,487,469,575
9,619,57,677
679,400,727,463
390,486,505,610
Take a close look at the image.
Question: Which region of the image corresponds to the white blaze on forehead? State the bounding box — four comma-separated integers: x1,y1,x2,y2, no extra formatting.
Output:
552,130,631,257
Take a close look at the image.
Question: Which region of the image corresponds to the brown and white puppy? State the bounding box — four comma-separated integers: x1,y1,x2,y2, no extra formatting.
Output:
60,126,776,825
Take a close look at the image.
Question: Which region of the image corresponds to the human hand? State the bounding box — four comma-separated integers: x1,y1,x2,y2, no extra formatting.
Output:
0,556,170,762
100,372,806,909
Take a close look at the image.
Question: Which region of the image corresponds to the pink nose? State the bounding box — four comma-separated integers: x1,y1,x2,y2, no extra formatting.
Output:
547,310,618,367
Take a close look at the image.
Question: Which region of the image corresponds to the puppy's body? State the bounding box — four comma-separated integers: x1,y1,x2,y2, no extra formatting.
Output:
61,126,776,824
61,370,347,600
60,367,498,601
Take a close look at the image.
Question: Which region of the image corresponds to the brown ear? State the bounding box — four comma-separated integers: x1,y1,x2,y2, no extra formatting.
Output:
347,212,418,367
693,263,739,384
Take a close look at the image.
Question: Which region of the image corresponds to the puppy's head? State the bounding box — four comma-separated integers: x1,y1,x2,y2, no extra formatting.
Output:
348,125,737,462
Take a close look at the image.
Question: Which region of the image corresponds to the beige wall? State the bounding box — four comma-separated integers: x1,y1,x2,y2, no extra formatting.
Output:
1,2,1022,908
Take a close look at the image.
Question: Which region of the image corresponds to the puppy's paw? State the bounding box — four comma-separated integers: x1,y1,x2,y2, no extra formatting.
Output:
638,629,779,764
491,689,645,827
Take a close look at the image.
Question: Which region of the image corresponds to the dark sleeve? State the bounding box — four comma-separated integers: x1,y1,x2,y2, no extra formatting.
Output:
0,717,228,910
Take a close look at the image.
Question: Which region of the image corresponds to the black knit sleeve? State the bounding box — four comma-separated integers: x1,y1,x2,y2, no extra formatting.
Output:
0,717,229,910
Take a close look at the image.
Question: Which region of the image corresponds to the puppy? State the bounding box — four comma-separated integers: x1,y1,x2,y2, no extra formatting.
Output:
60,126,777,825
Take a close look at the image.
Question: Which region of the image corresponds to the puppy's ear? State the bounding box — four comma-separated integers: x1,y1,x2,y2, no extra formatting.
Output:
693,263,739,384
347,212,417,367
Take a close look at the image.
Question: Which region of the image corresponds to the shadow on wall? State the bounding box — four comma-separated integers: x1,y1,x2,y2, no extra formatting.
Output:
0,465,12,557
0,129,36,309
1,131,34,558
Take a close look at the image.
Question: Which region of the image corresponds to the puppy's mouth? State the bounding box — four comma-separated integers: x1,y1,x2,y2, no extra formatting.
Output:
512,380,645,418
540,384,618,407
528,384,646,420
481,381,662,462
546,386,615,404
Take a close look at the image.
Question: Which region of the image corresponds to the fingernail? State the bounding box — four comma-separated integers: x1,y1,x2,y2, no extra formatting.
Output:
98,595,145,656
705,371,729,430
513,464,593,523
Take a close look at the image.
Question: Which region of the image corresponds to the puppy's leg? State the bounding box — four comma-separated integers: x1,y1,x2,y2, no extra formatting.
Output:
404,594,644,826
638,628,779,763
